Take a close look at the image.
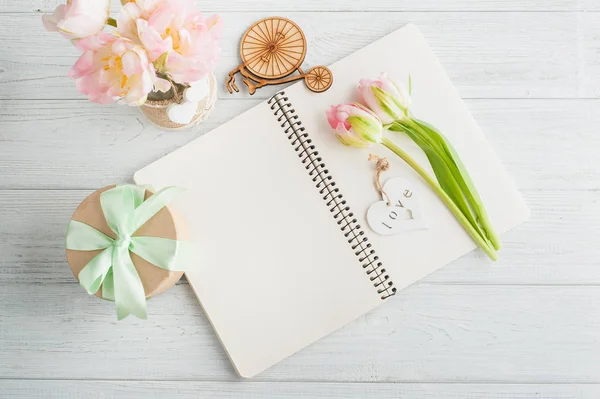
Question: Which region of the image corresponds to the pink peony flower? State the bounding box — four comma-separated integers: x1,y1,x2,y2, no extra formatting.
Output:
117,0,221,84
42,0,111,40
358,73,412,124
326,103,383,148
69,33,170,105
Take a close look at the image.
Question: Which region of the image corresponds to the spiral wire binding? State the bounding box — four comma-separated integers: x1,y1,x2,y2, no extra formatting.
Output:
268,92,397,300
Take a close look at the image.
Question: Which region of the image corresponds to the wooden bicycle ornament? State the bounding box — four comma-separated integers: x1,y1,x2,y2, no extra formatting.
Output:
226,17,333,95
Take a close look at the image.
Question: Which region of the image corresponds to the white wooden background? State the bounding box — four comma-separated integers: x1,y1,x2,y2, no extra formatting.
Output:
1,0,600,397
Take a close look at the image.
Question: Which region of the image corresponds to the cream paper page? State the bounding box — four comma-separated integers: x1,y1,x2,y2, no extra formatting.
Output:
134,99,383,378
285,24,530,290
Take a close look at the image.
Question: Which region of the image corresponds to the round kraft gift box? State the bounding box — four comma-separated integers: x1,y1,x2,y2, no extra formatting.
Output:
66,185,186,299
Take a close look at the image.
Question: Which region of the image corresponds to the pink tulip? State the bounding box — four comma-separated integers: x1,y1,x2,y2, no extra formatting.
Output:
42,0,111,40
118,0,222,84
358,73,411,124
326,103,383,148
69,34,170,105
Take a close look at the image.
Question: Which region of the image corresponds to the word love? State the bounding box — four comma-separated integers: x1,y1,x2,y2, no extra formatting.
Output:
366,177,428,236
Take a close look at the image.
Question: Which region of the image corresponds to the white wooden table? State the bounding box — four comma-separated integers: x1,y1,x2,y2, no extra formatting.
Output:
1,1,599,397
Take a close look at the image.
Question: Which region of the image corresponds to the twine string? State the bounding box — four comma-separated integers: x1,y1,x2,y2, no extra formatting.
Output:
369,154,392,206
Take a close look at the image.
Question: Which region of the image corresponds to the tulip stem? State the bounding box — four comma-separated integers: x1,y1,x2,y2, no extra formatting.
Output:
403,118,502,251
107,17,118,28
381,136,498,261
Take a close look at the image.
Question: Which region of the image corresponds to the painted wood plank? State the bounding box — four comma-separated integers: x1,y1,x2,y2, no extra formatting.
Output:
2,0,585,13
1,283,599,381
0,188,598,285
1,381,599,399
1,98,598,190
580,0,600,11
582,2,600,11
580,12,600,98
0,12,582,100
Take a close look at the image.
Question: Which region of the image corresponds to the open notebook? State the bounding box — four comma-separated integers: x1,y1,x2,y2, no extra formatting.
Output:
134,24,529,378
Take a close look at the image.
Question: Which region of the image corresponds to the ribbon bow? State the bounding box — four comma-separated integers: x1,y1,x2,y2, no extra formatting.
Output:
66,185,192,320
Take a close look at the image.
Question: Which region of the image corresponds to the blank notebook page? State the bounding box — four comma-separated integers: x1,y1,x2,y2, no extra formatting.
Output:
134,98,383,378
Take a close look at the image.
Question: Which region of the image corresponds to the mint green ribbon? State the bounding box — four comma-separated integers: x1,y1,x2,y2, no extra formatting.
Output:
65,185,192,320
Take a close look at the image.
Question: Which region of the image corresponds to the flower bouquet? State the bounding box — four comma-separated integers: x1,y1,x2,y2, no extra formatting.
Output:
327,74,501,260
42,0,222,129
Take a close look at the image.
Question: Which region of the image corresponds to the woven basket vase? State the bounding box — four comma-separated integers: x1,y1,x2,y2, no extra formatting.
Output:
140,73,217,131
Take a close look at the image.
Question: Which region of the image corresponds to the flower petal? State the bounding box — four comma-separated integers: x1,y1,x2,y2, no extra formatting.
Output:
41,5,66,32
73,32,117,51
121,50,143,76
153,76,172,93
137,19,172,62
69,51,97,79
326,105,340,129
118,2,143,39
